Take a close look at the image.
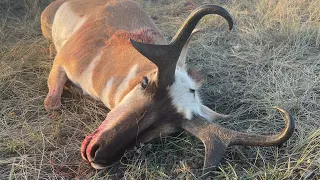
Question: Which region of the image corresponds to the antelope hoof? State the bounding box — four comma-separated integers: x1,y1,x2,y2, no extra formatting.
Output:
44,95,61,111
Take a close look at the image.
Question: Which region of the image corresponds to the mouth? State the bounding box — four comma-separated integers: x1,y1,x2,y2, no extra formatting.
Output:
80,107,141,169
80,133,93,161
81,114,115,168
81,129,108,169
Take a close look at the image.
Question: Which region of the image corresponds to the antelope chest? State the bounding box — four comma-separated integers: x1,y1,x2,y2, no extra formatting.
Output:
62,42,158,110
64,53,148,109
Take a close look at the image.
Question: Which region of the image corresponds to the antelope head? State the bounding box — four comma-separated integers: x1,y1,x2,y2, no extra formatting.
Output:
81,5,294,173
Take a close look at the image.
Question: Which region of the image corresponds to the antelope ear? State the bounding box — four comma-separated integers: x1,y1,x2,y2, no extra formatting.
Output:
187,68,203,87
177,29,201,69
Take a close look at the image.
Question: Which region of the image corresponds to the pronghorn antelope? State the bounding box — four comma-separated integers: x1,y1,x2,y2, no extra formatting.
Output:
41,0,294,173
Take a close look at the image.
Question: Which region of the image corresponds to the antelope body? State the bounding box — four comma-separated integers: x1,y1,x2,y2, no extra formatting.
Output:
41,0,294,173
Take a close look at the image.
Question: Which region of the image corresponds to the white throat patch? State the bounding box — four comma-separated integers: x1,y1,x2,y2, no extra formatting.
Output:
169,69,202,120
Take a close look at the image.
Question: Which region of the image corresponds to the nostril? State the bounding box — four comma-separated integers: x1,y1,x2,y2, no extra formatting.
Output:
90,144,100,159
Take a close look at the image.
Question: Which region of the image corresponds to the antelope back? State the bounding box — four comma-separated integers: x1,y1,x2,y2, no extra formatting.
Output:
51,0,166,51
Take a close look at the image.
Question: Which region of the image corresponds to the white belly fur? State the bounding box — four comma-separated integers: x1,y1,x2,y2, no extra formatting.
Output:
52,1,87,52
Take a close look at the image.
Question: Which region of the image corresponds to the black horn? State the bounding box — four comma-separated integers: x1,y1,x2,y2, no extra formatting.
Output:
229,106,295,146
131,5,233,89
177,106,294,173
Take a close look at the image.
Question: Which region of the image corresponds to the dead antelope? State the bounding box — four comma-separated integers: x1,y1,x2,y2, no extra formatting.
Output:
41,0,294,174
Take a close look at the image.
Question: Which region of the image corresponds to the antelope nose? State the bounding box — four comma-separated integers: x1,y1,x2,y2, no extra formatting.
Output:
89,144,100,161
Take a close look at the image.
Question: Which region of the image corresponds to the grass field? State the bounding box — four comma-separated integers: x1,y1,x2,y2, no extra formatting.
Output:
1,0,319,179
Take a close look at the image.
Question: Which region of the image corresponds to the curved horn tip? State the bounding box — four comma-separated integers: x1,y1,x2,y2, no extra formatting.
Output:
273,106,286,113
273,106,294,123
214,5,234,30
273,105,295,139
228,23,233,31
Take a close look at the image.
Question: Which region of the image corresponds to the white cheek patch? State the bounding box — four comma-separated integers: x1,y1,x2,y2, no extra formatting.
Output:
169,69,203,120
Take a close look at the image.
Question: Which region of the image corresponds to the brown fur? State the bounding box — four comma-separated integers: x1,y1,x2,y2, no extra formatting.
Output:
41,1,295,174
67,0,165,40
94,29,159,107
42,0,166,110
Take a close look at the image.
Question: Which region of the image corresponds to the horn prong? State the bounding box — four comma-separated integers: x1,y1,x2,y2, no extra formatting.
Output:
130,5,233,89
176,106,294,175
202,137,228,174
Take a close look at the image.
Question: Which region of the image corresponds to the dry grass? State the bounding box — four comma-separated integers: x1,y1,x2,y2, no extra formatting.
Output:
1,0,319,179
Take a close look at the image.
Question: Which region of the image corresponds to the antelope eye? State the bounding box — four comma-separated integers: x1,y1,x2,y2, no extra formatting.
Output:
141,76,148,89
189,88,195,94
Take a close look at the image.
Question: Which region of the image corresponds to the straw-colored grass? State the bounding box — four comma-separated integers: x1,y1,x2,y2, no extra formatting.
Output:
1,0,319,179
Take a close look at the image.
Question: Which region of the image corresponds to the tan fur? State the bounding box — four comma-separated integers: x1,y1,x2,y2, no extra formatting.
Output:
42,0,229,117
40,3,292,174
42,0,166,110
41,1,240,171
41,0,66,40
93,30,159,108
66,0,165,41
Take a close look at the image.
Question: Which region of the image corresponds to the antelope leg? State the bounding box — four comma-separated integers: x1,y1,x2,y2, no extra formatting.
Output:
44,63,67,111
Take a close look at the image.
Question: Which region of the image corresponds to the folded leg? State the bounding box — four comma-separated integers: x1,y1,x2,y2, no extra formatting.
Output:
44,63,67,111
